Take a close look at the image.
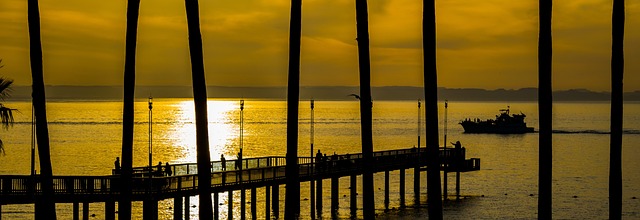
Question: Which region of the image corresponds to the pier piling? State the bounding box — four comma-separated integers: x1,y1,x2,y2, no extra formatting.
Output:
251,188,257,220
350,175,357,216
174,197,183,220
272,185,279,218
384,170,389,210
185,196,190,220
400,169,405,207
83,202,89,220
414,166,420,205
265,185,271,220
241,189,246,220
316,178,323,217
456,171,461,199
143,199,158,220
73,202,79,220
331,177,339,218
105,201,115,220
213,192,219,220
228,191,233,220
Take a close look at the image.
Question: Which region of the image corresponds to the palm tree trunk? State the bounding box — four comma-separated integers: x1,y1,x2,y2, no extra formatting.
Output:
119,0,140,219
284,0,302,219
538,0,553,219
609,0,624,219
354,0,375,218
422,0,443,219
184,1,214,219
27,0,57,219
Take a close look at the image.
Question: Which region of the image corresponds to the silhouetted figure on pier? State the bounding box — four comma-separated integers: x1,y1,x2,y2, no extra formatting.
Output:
221,154,226,171
315,150,323,172
156,162,163,176
235,150,243,170
323,154,328,171
450,141,464,167
165,162,172,176
114,157,121,174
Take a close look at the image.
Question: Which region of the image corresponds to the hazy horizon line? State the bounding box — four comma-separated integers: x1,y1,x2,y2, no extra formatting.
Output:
7,85,640,101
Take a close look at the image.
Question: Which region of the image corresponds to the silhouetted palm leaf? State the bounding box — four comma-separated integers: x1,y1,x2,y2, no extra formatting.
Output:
0,139,4,155
0,105,16,155
0,63,16,155
0,78,14,101
0,104,15,130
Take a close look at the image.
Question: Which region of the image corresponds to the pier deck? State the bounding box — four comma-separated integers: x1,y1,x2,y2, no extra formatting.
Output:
0,147,479,205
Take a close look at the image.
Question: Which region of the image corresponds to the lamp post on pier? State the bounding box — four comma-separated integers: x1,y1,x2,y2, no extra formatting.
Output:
310,99,315,219
148,96,153,173
418,99,421,156
31,104,37,176
443,100,448,200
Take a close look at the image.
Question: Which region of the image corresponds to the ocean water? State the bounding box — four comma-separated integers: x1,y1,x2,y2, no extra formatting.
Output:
0,100,639,219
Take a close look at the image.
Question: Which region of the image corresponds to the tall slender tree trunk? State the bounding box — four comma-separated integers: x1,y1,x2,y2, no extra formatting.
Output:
184,1,214,219
284,0,302,219
27,0,57,218
422,0,443,219
610,0,624,219
354,0,375,218
538,0,553,219
119,0,140,219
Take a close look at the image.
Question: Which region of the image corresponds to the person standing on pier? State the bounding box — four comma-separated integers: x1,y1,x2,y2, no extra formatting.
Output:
156,162,163,176
451,141,463,165
165,162,172,176
239,149,243,168
114,157,121,174
235,150,243,170
451,141,462,149
323,153,328,171
315,150,323,172
221,154,226,171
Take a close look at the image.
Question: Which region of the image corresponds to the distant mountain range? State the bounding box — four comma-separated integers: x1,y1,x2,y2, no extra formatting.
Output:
8,86,640,101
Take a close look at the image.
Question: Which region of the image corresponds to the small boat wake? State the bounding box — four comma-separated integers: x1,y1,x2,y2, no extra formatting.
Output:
552,129,640,135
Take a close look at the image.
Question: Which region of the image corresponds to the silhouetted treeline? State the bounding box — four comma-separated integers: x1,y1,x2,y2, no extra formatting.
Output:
9,85,640,101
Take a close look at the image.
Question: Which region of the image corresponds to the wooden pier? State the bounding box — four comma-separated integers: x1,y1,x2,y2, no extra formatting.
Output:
0,147,479,219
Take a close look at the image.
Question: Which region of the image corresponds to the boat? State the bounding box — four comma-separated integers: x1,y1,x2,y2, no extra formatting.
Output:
459,106,534,134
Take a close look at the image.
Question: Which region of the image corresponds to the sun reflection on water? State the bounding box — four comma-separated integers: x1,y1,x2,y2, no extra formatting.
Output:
167,100,240,163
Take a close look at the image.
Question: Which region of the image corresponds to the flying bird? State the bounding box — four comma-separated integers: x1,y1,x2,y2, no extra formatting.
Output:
348,94,361,100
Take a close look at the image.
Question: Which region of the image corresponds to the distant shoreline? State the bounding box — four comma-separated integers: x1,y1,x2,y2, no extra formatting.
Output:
9,86,640,101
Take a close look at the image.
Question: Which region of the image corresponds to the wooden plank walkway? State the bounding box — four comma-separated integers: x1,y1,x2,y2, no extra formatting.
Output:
0,147,479,205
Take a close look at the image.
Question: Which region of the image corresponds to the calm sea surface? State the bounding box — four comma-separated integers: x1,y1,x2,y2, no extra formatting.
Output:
1,100,639,219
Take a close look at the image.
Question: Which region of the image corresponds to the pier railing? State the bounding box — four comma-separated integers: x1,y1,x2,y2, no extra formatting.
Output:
1,147,479,204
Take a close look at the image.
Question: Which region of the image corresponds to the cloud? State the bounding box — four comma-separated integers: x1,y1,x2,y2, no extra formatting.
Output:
1,0,639,92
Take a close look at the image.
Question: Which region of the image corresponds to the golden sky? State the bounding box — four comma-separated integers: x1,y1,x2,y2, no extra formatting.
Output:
0,0,638,91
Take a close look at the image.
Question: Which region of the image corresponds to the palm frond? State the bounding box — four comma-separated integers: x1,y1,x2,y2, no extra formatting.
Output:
0,139,5,156
0,78,14,101
0,104,15,130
